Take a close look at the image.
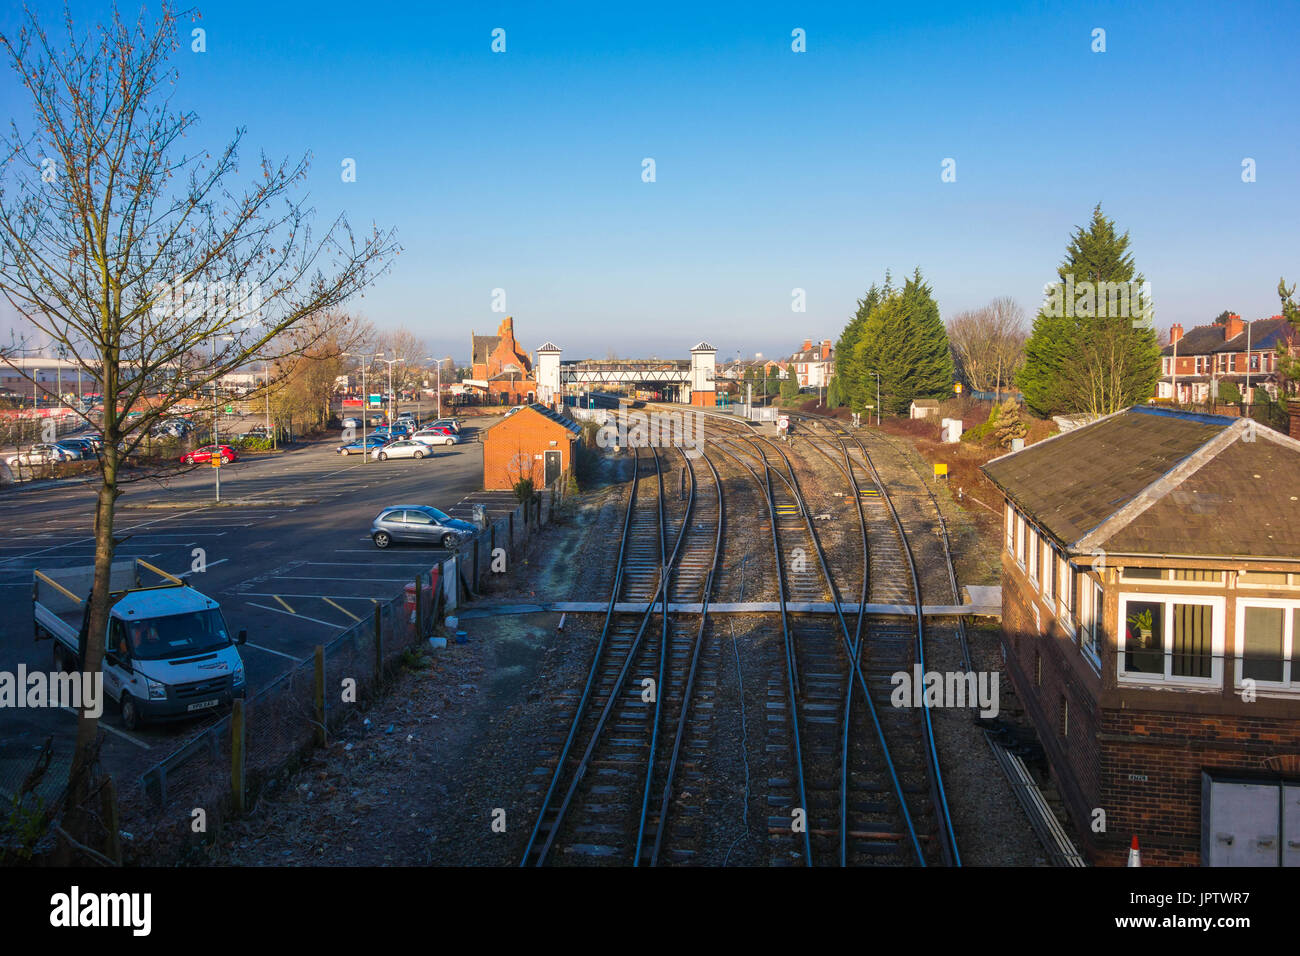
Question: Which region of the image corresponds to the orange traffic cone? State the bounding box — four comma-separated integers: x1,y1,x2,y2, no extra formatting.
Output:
1127,835,1141,867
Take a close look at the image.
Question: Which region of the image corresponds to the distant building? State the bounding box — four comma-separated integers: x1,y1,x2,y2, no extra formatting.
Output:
1158,314,1296,404
468,316,537,405
983,406,1300,866
909,398,940,419
787,338,834,388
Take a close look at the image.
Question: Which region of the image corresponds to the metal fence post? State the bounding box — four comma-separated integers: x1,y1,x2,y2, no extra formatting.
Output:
231,697,246,814
508,510,514,551
415,573,424,639
313,646,326,746
373,601,383,684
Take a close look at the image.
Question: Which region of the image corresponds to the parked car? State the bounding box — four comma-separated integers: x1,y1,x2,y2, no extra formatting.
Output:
370,505,476,550
396,411,417,424
386,423,411,439
63,435,101,456
54,439,92,460
370,439,429,461
6,443,72,467
337,436,387,456
238,425,272,441
180,444,238,465
411,428,460,447
427,418,461,434
341,417,363,429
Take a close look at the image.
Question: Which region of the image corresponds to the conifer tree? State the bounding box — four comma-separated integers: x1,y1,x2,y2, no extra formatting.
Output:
1017,204,1161,417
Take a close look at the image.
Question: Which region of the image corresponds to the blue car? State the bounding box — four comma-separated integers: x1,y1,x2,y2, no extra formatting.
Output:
336,436,387,456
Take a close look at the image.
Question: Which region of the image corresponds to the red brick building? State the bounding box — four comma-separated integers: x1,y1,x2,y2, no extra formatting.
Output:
1158,313,1296,404
468,316,537,405
982,406,1300,865
481,403,579,491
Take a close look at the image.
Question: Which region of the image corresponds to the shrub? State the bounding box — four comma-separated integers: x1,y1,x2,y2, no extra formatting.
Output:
513,477,535,502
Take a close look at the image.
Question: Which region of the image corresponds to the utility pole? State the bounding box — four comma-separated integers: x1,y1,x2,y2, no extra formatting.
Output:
1245,319,1252,406
872,371,882,426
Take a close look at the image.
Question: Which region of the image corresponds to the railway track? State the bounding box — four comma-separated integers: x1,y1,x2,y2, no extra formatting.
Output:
521,444,724,865
526,403,963,865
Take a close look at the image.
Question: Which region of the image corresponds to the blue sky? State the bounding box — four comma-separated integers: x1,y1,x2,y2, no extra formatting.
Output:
2,0,1298,363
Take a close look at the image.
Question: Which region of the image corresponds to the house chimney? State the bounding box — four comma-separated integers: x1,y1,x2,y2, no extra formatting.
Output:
1170,323,1184,344
1225,313,1244,340
801,339,812,352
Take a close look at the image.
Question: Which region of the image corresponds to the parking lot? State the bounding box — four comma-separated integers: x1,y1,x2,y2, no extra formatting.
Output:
0,414,505,793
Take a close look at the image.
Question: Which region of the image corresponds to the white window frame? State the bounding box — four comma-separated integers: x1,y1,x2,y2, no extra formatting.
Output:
1119,567,1226,587
1233,599,1297,692
1238,572,1299,590
1005,504,1014,554
1028,529,1039,586
1015,514,1026,569
1080,579,1104,670
1117,593,1225,687
1041,544,1055,602
1058,556,1076,636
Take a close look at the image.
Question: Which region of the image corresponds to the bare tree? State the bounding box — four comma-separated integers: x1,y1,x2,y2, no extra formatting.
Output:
372,327,428,392
947,296,1027,394
0,4,397,858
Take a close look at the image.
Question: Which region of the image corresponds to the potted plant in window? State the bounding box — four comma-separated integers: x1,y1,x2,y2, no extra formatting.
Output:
1127,608,1154,646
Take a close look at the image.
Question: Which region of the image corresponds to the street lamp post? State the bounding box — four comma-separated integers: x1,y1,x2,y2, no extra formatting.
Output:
343,352,383,462
211,334,234,446
379,358,404,425
872,371,882,427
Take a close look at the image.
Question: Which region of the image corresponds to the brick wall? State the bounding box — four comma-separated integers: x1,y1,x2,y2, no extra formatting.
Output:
482,410,575,490
1001,556,1105,856
1097,710,1300,866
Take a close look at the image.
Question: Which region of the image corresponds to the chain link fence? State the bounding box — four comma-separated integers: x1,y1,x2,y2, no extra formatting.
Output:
125,482,567,845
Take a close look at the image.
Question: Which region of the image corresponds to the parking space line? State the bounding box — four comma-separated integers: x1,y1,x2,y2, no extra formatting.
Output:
272,595,295,614
323,597,363,623
277,575,409,583
238,591,386,600
242,641,304,662
181,557,229,578
245,601,345,630
61,708,152,750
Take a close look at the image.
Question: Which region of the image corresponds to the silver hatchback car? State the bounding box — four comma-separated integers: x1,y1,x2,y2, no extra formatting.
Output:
371,505,477,550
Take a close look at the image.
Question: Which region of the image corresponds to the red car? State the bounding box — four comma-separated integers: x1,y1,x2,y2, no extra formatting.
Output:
180,444,238,465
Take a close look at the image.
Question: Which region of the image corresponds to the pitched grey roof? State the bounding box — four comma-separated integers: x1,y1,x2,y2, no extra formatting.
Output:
1163,318,1294,356
984,406,1300,559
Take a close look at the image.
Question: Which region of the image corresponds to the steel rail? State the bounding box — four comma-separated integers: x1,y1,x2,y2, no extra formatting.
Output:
807,417,962,867
644,446,725,865
707,439,814,866
520,446,666,865
746,434,925,865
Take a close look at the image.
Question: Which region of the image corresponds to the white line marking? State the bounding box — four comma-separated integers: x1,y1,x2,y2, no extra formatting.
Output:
276,575,409,583
242,641,303,662
181,558,229,578
245,601,346,629
60,708,152,750
239,591,387,600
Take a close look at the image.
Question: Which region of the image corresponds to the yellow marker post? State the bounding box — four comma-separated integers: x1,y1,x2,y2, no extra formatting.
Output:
934,463,948,481
211,452,222,502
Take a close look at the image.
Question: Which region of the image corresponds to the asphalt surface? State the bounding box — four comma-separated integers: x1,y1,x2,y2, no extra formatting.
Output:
0,413,500,797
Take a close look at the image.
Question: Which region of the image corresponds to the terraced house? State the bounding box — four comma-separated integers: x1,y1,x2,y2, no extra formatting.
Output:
982,406,1300,866
1157,313,1296,405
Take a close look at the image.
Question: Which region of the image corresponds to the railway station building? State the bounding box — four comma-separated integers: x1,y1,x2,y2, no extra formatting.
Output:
981,406,1300,866
482,403,580,491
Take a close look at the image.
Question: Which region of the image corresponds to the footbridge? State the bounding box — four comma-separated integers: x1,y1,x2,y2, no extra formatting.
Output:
535,341,717,406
